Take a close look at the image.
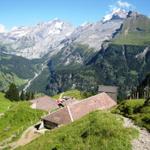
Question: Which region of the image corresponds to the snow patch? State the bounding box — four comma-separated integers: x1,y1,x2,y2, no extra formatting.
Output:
103,8,128,22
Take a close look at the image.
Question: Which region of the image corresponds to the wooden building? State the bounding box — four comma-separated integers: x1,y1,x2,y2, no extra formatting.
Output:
42,92,117,129
98,85,118,101
30,96,59,112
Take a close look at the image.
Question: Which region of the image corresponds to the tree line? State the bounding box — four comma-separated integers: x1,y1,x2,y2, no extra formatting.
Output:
129,73,150,99
5,83,35,101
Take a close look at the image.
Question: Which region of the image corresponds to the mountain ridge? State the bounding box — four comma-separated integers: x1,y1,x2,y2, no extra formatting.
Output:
0,9,131,59
0,10,150,99
0,19,75,59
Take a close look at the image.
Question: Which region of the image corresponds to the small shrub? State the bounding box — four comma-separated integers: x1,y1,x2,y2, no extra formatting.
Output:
114,99,150,131
127,107,134,115
144,98,150,106
140,106,150,113
142,115,150,124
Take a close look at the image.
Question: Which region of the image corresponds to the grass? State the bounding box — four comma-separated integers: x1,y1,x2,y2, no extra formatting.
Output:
52,89,90,100
0,92,12,113
113,99,150,131
0,101,45,144
113,33,150,46
17,111,138,150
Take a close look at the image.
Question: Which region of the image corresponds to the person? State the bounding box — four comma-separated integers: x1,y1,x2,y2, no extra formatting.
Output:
56,99,64,108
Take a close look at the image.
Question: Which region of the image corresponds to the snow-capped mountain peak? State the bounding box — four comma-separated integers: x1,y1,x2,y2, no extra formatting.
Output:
0,11,130,59
8,26,31,38
0,19,75,59
103,8,128,22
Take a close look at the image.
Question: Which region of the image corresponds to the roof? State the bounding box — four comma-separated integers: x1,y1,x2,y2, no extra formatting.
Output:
98,85,118,93
30,96,59,112
63,98,78,106
42,107,71,125
42,92,117,125
69,92,117,120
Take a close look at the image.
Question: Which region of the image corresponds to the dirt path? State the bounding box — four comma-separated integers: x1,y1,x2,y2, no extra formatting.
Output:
123,117,150,150
1,125,47,150
10,126,41,149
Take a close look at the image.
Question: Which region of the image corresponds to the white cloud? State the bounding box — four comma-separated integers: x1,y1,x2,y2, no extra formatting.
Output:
0,24,6,33
108,1,134,12
117,0,131,9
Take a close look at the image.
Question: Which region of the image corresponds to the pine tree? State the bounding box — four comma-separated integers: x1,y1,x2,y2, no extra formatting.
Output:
5,83,20,101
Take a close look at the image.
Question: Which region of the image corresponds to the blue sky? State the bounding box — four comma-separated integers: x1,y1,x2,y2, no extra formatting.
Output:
0,0,150,31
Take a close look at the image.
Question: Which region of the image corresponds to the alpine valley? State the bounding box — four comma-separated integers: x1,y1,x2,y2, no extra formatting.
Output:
0,9,150,99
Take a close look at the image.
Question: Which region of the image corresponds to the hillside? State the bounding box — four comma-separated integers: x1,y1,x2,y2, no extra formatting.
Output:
113,99,150,131
0,101,45,147
0,50,44,91
41,43,149,99
17,111,138,150
52,89,91,100
0,92,12,113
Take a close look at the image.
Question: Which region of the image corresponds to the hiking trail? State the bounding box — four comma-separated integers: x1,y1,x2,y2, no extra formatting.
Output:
123,117,150,150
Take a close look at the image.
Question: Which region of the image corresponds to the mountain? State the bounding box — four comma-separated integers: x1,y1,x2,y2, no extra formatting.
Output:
0,19,74,59
41,11,150,99
113,11,150,45
0,10,150,100
0,10,128,59
103,8,128,22
44,10,128,66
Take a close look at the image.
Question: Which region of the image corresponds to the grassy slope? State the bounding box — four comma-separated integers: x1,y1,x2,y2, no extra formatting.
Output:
52,89,89,100
0,92,12,113
18,111,138,150
113,99,150,131
0,101,45,143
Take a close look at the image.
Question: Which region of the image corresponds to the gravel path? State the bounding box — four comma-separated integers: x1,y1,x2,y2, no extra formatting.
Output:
123,117,150,150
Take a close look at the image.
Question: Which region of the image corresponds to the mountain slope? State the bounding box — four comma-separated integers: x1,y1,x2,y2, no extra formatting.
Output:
0,10,128,59
1,10,150,99
113,11,150,45
0,19,74,59
69,19,123,51
41,44,149,99
0,101,45,147
40,12,150,99
0,46,44,91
